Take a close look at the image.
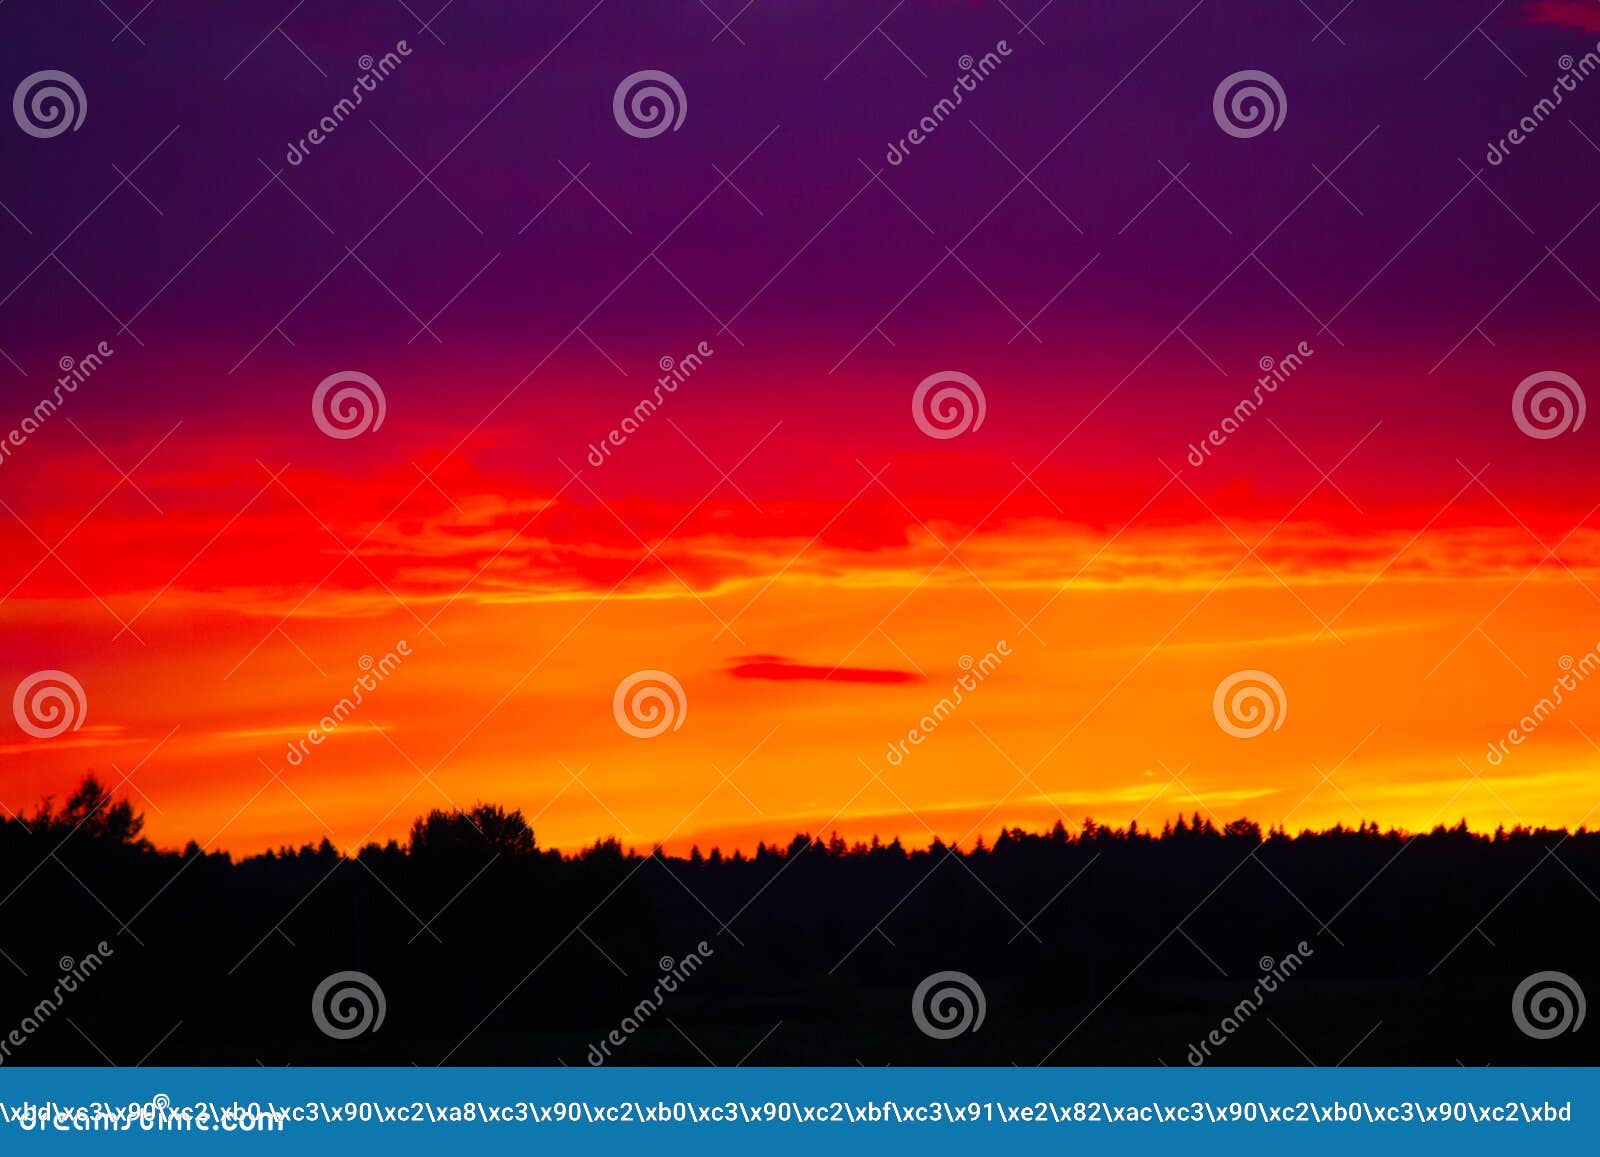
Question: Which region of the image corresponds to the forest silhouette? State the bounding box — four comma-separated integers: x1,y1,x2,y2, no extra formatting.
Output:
0,775,1594,1066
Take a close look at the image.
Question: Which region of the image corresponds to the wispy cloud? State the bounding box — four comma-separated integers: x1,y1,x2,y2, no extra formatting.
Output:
728,655,921,684
0,724,130,757
1523,0,1600,32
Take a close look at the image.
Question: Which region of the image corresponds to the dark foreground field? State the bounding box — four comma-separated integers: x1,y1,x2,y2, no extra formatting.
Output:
0,777,1594,1066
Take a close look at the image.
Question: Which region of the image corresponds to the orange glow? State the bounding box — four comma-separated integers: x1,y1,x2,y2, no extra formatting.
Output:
7,456,1600,856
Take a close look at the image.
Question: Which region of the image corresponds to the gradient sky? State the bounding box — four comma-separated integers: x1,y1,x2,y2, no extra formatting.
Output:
4,1,1600,854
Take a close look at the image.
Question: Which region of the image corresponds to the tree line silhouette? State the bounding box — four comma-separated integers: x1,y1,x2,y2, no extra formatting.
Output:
0,774,1594,1065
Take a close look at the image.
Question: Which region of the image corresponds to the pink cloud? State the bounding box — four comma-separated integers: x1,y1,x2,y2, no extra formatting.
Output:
1523,0,1600,31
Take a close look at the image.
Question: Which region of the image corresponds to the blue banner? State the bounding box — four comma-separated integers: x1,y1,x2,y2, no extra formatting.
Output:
0,1068,1591,1152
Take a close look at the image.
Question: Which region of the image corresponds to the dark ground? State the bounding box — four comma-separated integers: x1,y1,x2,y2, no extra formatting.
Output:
0,778,1595,1067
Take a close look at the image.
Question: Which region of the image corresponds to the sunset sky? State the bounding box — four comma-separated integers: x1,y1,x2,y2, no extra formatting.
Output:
4,0,1600,854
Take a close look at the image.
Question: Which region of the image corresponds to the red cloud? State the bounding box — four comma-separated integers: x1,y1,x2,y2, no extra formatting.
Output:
728,656,921,684
1523,0,1600,31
